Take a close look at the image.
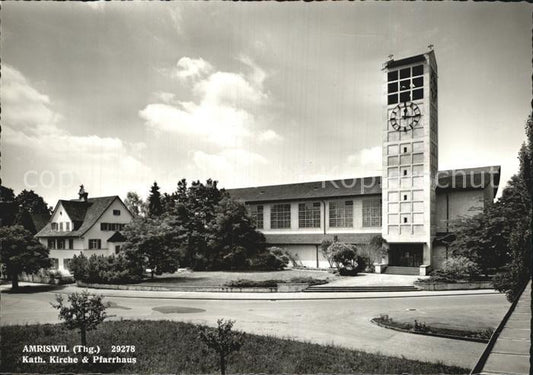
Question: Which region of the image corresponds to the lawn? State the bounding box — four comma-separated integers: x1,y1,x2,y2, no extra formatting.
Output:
1,320,469,374
135,268,339,288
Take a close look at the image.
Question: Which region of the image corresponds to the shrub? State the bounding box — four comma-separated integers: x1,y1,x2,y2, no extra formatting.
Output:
288,277,328,286
69,253,143,284
354,255,368,273
329,242,358,275
46,270,75,285
251,247,289,271
225,279,282,288
320,237,334,268
429,256,481,283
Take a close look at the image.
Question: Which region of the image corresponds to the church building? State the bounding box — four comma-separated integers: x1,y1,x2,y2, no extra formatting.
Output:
228,50,500,275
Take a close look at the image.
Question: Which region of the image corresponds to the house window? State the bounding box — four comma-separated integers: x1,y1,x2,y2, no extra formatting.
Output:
270,204,291,229
249,205,264,229
387,64,424,105
59,222,63,231
48,239,56,249
115,245,121,254
363,198,382,227
57,239,65,249
50,258,59,270
66,222,70,231
329,200,353,228
63,259,72,271
89,239,102,249
298,202,321,228
100,223,126,231
68,239,74,250
51,223,58,231
113,210,121,216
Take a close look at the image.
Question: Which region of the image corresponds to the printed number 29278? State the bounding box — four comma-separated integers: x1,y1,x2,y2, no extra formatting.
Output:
111,345,135,353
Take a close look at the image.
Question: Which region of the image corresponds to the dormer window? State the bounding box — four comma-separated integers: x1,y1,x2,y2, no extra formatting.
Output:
51,223,58,231
113,209,121,216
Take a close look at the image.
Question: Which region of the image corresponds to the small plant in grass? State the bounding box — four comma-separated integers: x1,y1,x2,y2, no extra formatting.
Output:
199,319,244,375
51,290,108,346
413,320,428,333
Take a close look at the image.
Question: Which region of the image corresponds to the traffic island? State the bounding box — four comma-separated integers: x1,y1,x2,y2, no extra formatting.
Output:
371,314,494,343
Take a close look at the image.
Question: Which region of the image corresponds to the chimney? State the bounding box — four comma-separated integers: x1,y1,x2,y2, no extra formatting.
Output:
78,185,88,202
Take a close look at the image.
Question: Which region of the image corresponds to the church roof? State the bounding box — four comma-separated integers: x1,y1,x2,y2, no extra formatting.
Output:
35,196,119,238
227,166,500,204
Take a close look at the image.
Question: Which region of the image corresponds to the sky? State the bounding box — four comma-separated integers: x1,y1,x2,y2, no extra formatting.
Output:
1,2,531,205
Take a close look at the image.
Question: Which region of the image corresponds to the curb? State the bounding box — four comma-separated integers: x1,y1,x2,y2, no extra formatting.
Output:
370,318,490,343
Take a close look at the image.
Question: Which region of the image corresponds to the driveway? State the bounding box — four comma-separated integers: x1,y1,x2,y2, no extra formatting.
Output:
0,284,509,369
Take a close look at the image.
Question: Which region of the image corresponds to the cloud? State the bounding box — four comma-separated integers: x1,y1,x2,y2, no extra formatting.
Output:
258,129,282,143
139,102,252,147
2,64,150,198
191,149,269,185
347,146,381,166
238,55,267,87
140,56,277,148
175,57,212,81
346,146,382,176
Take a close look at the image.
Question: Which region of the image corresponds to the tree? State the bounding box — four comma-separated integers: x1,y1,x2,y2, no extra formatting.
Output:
51,291,108,346
492,114,533,301
14,190,51,234
357,235,387,266
206,197,266,270
0,225,51,289
199,319,244,375
124,191,147,217
122,216,181,278
14,189,51,216
147,182,163,217
0,185,17,227
165,179,226,269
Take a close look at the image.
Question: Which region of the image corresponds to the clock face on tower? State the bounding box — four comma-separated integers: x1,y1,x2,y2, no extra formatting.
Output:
389,101,421,132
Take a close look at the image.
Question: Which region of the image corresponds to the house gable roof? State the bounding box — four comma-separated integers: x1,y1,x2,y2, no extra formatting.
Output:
227,166,500,204
36,196,119,238
107,231,127,243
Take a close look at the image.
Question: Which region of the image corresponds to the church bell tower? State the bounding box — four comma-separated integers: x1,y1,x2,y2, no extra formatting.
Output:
381,49,438,274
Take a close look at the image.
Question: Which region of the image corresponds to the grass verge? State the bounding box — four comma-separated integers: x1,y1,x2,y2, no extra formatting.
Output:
373,314,494,343
1,320,468,374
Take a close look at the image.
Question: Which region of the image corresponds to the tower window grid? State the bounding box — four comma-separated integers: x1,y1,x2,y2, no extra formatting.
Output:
387,64,424,105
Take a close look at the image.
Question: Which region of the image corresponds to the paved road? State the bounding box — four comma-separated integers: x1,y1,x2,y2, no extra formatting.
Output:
0,286,509,369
